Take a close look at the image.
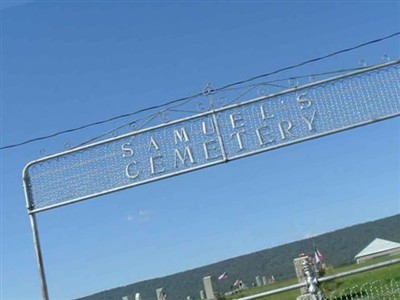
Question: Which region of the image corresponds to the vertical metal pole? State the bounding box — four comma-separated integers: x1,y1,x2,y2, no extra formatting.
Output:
24,167,50,300
29,212,50,300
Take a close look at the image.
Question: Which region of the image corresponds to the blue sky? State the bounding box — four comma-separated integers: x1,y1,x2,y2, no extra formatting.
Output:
1,1,400,299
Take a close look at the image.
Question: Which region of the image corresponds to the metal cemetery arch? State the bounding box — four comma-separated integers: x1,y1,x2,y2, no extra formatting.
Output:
23,60,400,300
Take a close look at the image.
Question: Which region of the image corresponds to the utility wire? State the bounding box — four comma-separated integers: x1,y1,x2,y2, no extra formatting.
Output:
72,111,163,148
73,63,389,149
222,65,374,92
0,93,202,150
213,31,400,92
1,31,399,151
74,91,200,148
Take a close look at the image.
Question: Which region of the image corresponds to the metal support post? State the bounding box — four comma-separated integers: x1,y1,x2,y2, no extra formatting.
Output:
301,257,325,300
29,213,50,300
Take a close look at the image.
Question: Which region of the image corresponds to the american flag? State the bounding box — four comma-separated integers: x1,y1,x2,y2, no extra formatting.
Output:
314,247,323,264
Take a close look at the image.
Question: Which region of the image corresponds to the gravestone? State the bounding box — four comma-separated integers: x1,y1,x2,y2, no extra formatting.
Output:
255,276,262,287
294,256,308,294
135,293,142,300
262,276,267,286
200,290,205,300
156,288,166,300
122,296,133,300
203,276,216,300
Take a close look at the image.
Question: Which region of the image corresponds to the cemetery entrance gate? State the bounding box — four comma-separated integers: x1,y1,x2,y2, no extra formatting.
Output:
23,60,400,300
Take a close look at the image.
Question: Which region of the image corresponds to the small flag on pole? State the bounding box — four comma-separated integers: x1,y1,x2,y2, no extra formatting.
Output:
314,247,323,264
218,272,228,280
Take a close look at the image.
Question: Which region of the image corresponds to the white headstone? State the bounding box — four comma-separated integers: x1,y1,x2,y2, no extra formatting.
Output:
294,256,308,295
262,276,267,286
122,296,133,300
255,276,262,287
135,293,142,300
156,288,166,300
200,290,205,300
203,276,216,300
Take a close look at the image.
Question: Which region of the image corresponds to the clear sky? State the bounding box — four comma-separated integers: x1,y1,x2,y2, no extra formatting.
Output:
1,1,399,300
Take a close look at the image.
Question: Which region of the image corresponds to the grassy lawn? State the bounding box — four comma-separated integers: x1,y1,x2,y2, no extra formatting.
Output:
320,263,400,298
225,254,400,300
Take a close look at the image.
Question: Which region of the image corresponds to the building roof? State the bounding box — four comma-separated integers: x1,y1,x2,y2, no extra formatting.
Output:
355,238,400,259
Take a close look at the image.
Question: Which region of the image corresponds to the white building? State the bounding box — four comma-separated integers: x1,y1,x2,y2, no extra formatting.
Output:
354,238,400,264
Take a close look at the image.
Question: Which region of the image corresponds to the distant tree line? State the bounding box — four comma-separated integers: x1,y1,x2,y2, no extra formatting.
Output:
76,214,400,300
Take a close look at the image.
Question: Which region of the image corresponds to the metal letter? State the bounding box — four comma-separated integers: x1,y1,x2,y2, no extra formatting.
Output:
256,126,274,146
231,131,246,151
150,154,165,174
296,93,312,110
260,104,274,120
148,136,160,151
202,119,216,135
174,147,196,168
301,110,317,131
211,113,228,162
121,142,134,158
230,113,245,129
203,140,221,160
173,127,190,144
125,161,140,179
278,120,295,140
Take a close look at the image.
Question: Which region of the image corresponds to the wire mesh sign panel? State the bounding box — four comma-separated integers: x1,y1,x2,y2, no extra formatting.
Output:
24,61,400,213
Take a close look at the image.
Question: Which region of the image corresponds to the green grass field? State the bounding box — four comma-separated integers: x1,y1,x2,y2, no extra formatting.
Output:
225,254,400,300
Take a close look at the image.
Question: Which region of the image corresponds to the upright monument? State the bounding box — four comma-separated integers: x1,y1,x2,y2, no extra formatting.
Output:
203,276,216,300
